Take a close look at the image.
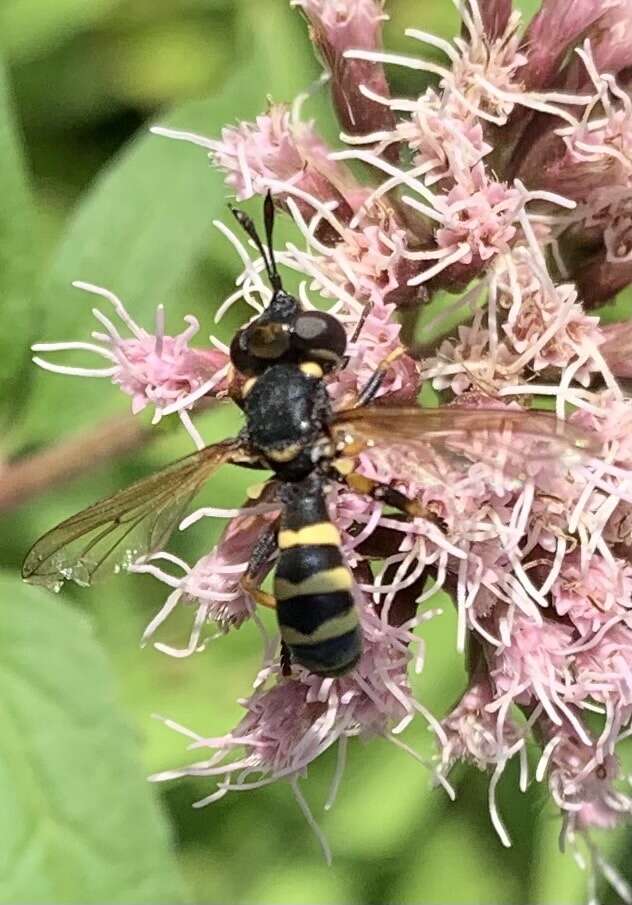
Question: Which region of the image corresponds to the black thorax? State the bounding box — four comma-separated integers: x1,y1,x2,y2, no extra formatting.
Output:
243,363,333,481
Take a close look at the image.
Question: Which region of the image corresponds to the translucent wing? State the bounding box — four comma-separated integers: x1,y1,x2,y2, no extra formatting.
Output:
23,438,246,591
332,406,598,486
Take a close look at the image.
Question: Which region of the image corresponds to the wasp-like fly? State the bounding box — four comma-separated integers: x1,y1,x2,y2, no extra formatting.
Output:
23,193,595,676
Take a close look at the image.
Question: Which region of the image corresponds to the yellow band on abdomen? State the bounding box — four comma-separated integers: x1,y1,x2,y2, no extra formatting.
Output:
275,566,352,600
281,609,358,645
278,522,341,549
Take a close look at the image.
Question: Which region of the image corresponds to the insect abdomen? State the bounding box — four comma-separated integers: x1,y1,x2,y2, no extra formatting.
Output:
275,515,362,677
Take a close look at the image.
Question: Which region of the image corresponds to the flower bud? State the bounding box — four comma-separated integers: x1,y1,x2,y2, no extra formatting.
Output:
574,246,632,306
478,0,512,41
519,0,608,90
295,0,396,139
600,320,632,376
561,0,632,90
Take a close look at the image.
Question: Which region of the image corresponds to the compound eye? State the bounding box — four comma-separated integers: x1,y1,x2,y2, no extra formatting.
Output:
293,312,347,369
230,329,261,375
247,323,290,359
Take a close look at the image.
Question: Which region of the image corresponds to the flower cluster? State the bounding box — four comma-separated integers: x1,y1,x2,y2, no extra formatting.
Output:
34,0,632,899
32,281,231,449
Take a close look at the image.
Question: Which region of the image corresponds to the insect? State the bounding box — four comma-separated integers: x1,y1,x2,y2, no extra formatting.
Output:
22,193,596,676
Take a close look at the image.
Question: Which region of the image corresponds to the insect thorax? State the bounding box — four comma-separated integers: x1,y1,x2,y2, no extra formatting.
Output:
243,363,332,480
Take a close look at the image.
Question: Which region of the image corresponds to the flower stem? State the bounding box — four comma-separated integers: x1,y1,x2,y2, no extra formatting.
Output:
0,415,153,512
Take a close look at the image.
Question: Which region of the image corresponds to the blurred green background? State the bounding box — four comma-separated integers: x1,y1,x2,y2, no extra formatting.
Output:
0,0,630,902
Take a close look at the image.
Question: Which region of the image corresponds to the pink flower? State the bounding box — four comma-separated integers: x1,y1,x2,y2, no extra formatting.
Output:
537,717,631,835
399,97,492,187
570,392,632,465
277,203,425,308
131,504,281,657
434,172,520,273
574,621,632,716
439,671,522,773
422,325,494,395
328,303,420,409
150,595,445,832
501,282,604,383
152,105,365,241
551,550,632,634
31,281,230,446
317,220,412,301
488,612,576,711
437,669,524,846
450,6,526,122
31,0,632,896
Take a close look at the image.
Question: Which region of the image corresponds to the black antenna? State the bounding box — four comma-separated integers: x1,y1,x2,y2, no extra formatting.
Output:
263,191,278,283
229,192,282,294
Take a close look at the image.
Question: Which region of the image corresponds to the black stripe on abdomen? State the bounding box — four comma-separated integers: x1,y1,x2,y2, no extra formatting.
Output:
274,492,362,675
289,629,363,677
275,544,343,584
274,543,362,676
277,590,351,634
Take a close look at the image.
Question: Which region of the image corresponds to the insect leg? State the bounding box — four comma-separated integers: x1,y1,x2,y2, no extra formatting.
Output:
340,300,374,370
329,463,443,525
240,514,281,609
351,346,406,409
280,640,292,676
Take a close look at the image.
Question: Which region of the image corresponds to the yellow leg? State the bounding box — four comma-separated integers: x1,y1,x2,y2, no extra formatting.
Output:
241,574,277,609
332,466,432,520
353,345,407,408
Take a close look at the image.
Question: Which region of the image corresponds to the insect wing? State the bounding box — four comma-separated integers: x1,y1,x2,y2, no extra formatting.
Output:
332,406,597,485
22,438,243,591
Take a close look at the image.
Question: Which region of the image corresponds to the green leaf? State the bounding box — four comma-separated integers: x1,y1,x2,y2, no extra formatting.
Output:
246,862,348,905
325,593,466,856
531,816,628,905
530,818,586,905
0,59,39,429
0,0,119,61
395,804,522,905
0,573,188,904
17,0,318,449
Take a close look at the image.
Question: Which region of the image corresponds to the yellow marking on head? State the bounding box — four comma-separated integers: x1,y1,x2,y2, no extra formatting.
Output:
242,377,257,396
299,361,324,379
311,348,342,364
280,608,358,646
246,481,268,501
278,523,341,549
266,442,303,463
275,566,352,600
332,457,354,476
